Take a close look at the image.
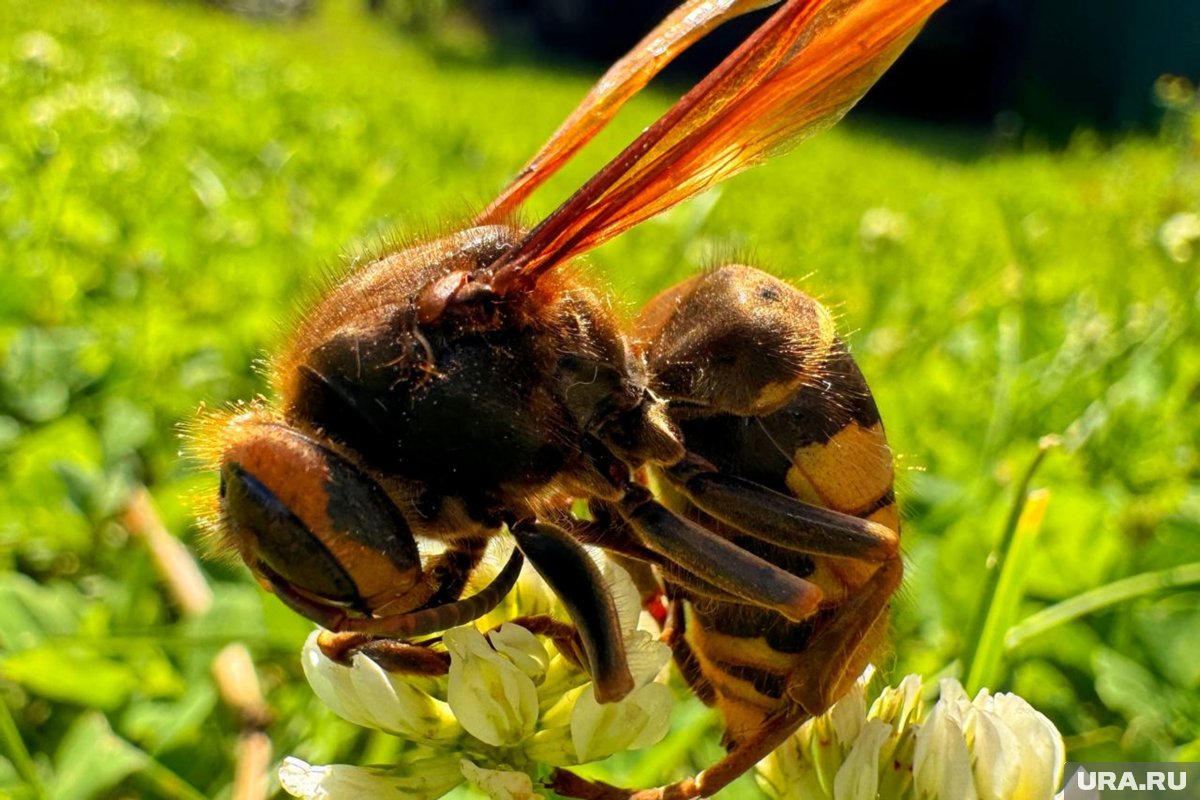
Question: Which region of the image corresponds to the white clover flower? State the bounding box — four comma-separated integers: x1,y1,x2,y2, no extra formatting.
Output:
300,633,461,741
860,206,909,251
1159,211,1200,263
757,673,1065,800
281,551,672,800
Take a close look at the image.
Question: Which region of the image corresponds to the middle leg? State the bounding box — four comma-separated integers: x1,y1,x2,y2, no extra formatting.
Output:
614,485,824,623
663,452,898,562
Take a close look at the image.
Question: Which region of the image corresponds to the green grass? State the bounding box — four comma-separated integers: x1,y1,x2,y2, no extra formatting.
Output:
1,0,1199,797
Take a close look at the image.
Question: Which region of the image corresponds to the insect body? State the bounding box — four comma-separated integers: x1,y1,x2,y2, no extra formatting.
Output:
641,266,902,749
198,0,945,796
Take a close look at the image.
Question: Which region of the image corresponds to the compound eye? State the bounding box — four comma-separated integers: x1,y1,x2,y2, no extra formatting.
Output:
218,422,423,617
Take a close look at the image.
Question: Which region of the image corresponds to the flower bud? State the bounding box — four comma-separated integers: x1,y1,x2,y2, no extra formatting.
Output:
990,692,1065,799
967,690,1022,800
488,623,551,682
833,719,892,800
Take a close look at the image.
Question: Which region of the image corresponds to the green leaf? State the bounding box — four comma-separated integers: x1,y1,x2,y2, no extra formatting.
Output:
0,574,86,647
1092,649,1166,729
120,685,218,755
0,696,46,800
50,712,145,800
1133,593,1200,689
1,646,138,711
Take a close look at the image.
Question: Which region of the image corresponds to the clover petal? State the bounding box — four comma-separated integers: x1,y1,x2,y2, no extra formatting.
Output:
460,759,543,800
279,756,462,800
445,626,539,747
834,719,892,800
300,631,459,740
991,692,1066,799
489,623,551,682
829,675,869,748
968,695,1023,800
756,735,826,800
914,695,978,800
869,672,924,729
570,681,673,763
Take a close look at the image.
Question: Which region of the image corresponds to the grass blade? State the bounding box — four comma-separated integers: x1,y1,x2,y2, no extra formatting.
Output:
961,436,1059,693
0,697,46,800
1005,561,1200,652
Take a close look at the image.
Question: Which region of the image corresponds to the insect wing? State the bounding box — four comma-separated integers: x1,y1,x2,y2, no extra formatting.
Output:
490,0,947,291
478,0,780,224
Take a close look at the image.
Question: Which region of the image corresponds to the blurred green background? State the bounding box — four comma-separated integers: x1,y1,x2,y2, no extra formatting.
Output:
1,0,1199,798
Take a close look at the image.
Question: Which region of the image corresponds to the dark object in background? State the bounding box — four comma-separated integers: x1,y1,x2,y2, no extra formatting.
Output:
466,0,1200,136
1011,0,1200,133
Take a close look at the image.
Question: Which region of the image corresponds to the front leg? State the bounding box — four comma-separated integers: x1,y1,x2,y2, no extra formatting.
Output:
511,519,634,702
316,631,451,675
268,548,526,640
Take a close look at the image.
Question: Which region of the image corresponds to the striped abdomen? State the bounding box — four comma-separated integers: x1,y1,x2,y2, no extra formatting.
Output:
665,340,897,742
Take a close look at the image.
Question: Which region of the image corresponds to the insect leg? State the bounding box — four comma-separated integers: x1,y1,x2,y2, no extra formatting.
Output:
549,704,808,800
785,554,903,715
569,503,754,608
510,519,635,702
663,453,899,562
337,548,525,637
616,485,824,623
494,614,587,671
316,631,451,676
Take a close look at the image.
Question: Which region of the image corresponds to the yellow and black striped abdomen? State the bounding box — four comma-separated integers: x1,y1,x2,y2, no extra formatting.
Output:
666,339,898,741
778,341,898,534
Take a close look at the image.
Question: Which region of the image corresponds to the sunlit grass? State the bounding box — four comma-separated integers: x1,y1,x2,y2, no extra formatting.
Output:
1,0,1198,796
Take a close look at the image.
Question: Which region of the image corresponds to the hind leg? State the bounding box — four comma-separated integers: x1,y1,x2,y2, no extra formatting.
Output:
549,558,903,800
549,703,808,800
785,555,902,715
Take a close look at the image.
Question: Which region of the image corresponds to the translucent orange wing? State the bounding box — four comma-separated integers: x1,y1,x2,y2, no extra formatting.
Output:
477,0,781,225
488,0,947,292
